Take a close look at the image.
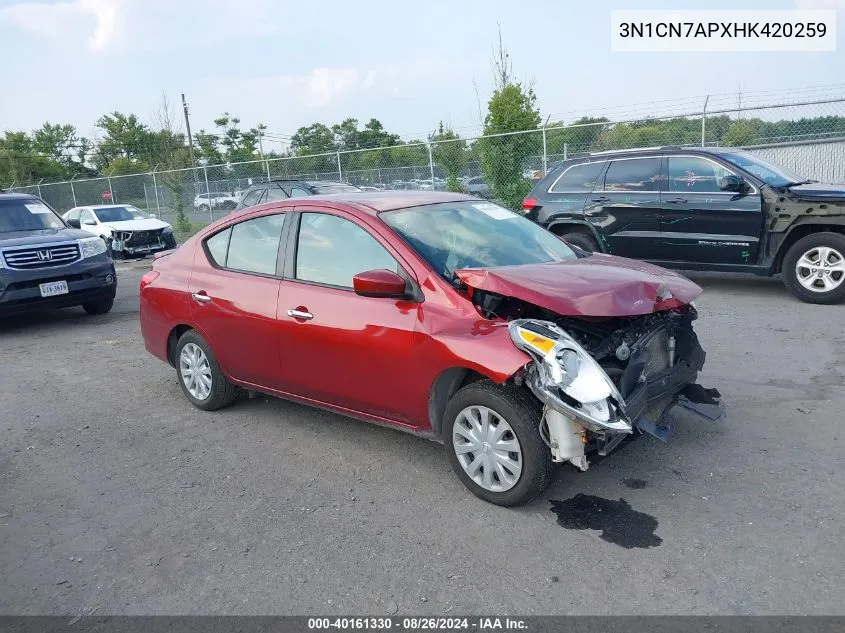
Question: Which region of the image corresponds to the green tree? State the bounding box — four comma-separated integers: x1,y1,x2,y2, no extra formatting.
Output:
102,157,150,176
723,119,761,146
477,30,541,210
431,122,467,192
291,123,336,155
0,131,66,185
213,113,259,163
94,112,151,169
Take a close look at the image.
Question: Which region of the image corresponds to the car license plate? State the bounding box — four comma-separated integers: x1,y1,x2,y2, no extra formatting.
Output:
39,280,68,297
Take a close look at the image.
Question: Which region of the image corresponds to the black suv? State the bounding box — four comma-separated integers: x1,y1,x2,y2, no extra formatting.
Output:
235,180,362,211
0,192,116,316
523,147,845,304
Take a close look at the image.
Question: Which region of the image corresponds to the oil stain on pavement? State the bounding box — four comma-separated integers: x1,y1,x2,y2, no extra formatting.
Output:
549,494,663,549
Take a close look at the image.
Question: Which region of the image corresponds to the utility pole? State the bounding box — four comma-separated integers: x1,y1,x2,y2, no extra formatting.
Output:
182,93,196,167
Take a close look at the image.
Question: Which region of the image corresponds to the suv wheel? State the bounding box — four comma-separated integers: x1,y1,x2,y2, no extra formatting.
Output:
783,233,845,304
175,330,239,411
198,204,210,213
82,292,114,315
559,229,598,253
443,380,553,507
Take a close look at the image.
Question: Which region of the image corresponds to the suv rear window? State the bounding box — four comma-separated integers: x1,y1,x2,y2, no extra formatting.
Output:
0,198,64,232
240,189,264,207
549,161,606,193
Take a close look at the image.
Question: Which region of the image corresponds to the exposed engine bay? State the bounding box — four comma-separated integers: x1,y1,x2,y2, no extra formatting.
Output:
110,229,171,257
471,288,724,469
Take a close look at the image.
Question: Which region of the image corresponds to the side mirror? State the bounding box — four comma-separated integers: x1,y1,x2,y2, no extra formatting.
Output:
353,269,409,298
66,218,81,228
720,175,745,192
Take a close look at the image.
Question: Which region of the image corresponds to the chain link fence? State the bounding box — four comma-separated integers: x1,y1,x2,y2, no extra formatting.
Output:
8,97,845,222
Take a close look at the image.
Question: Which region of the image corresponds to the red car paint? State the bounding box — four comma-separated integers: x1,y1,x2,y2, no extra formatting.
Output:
140,192,698,435
455,254,701,318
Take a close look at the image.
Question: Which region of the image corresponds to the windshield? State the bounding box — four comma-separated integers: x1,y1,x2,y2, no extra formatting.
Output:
0,198,65,233
311,184,361,194
94,206,137,222
130,209,151,219
381,201,577,282
717,151,805,188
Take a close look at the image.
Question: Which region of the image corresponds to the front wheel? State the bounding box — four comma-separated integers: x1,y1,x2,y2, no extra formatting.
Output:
783,233,845,304
443,380,553,507
82,291,114,315
175,330,239,411
561,230,598,253
198,204,210,213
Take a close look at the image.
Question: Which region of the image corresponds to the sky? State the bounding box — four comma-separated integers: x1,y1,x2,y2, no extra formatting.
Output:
1,0,844,153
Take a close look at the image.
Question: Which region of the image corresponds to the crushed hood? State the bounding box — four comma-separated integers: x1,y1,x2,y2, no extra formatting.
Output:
104,218,170,232
788,183,845,202
455,253,701,317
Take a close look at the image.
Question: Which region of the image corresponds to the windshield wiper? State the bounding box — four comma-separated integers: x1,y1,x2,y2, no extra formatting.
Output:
786,180,816,187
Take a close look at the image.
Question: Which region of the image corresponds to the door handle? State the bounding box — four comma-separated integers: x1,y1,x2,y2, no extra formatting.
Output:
191,292,211,303
666,197,688,204
287,309,314,320
591,196,610,202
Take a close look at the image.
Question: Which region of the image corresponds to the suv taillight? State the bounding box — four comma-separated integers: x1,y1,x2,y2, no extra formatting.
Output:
522,197,539,213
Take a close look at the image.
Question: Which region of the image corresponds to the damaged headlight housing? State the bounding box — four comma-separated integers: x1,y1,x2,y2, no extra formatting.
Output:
78,236,107,259
509,319,632,433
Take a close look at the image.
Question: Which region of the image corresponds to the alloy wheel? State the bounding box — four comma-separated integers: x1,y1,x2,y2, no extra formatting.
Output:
795,246,845,293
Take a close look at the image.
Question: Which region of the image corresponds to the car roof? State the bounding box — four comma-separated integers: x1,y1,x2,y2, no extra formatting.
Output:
292,191,478,215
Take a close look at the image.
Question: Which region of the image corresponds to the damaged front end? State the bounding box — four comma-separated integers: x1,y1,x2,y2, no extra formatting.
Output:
507,307,723,470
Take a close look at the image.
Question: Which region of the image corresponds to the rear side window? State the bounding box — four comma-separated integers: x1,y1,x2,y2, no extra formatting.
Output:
240,189,263,207
205,228,231,266
549,162,606,193
264,186,289,203
289,186,311,198
204,214,286,275
603,158,661,192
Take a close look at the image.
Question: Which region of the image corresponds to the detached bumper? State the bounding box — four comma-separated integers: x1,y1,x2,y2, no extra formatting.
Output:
0,256,116,316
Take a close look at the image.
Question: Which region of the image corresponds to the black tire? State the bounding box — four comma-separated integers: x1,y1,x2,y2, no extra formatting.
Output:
443,380,553,507
175,330,239,411
82,291,115,315
561,230,598,253
199,204,210,213
782,232,845,305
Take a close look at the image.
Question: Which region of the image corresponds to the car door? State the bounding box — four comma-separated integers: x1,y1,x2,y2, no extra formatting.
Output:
274,208,423,424
79,209,100,236
660,155,763,264
541,160,608,230
584,156,663,259
188,212,288,387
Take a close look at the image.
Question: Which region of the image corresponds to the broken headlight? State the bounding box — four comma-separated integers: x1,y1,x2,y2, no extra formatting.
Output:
509,319,631,433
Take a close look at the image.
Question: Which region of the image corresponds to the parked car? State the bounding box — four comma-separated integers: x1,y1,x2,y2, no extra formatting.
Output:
463,176,491,198
194,192,239,211
234,180,362,211
523,146,845,304
0,192,116,316
140,191,722,507
388,181,421,191
63,205,176,259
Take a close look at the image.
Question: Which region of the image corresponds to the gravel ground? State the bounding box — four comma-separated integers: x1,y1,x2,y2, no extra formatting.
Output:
1,263,844,615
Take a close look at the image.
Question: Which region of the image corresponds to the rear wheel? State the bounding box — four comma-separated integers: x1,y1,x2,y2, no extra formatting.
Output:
198,204,210,213
175,330,239,411
783,233,845,304
443,380,552,507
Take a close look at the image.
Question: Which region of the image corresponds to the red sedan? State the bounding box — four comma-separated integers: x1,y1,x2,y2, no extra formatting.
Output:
140,192,722,506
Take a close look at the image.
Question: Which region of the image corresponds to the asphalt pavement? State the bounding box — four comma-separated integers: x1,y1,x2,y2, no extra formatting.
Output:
1,263,844,615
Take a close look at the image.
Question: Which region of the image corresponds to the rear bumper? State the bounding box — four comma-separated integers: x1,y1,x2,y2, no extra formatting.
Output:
0,256,116,316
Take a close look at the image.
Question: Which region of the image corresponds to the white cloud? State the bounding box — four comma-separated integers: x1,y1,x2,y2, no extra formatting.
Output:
0,0,125,52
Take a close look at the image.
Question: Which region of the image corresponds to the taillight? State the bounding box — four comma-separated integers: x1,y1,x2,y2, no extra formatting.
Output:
140,270,160,291
522,197,538,213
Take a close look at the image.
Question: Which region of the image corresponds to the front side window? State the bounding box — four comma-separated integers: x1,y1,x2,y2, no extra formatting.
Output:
603,158,661,192
295,213,398,288
80,209,97,225
0,198,64,233
204,214,285,275
381,201,577,282
668,157,735,193
240,189,263,207
66,208,81,222
550,161,607,193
